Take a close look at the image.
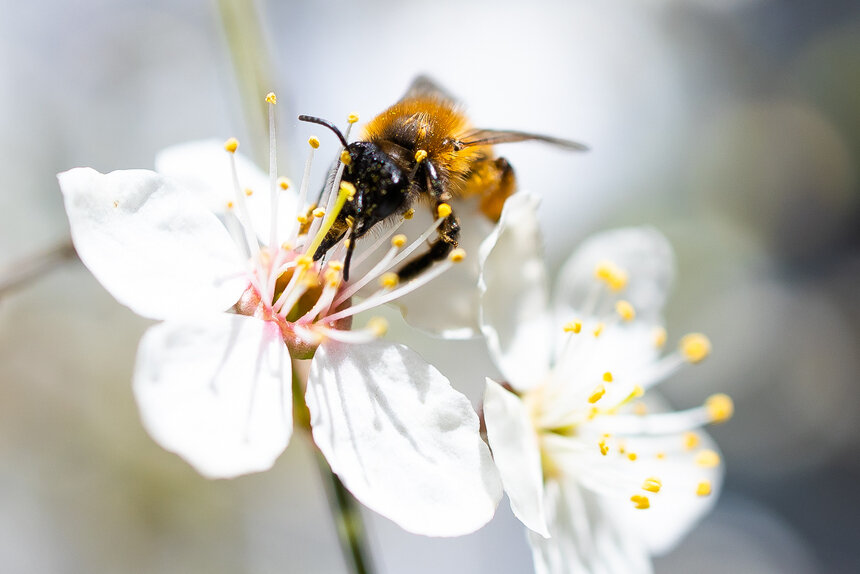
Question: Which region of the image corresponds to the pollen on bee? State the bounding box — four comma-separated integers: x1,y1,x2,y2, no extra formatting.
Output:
391,234,407,248
630,495,650,510
415,149,428,163
347,113,360,124
308,136,320,149
265,92,277,104
436,203,452,218
340,150,352,166
403,208,415,220
448,248,467,263
379,272,399,289
224,138,239,153
278,177,291,190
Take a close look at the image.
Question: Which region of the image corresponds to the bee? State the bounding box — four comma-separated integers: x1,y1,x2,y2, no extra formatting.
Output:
299,76,587,281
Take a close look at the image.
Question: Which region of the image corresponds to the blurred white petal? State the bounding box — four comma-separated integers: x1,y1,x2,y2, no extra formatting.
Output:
479,192,553,390
134,314,292,479
484,378,550,537
58,167,247,320
306,341,502,536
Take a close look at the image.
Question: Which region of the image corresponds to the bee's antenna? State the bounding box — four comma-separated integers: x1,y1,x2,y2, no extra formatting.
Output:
298,115,349,148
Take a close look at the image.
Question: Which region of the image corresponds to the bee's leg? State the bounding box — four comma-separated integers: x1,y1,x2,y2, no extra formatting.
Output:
462,156,517,222
396,163,461,281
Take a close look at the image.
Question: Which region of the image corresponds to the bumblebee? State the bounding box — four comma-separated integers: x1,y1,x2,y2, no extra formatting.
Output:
299,76,587,281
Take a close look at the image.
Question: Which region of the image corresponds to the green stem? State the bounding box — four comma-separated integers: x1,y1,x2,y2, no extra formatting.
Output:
292,367,376,574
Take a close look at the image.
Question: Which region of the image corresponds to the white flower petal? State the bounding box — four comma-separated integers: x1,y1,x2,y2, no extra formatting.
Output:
306,341,502,536
390,195,497,338
155,140,298,246
483,378,550,538
530,479,652,574
555,227,675,323
58,168,247,320
479,192,552,390
134,314,292,479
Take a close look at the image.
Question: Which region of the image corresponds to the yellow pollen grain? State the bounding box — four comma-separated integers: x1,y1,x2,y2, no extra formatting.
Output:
347,113,359,124
379,272,399,289
391,234,407,248
449,248,466,263
564,321,582,334
340,181,356,199
603,371,613,383
695,449,721,468
642,478,662,493
684,432,700,451
437,203,452,218
278,177,290,190
224,138,239,153
696,480,712,497
327,261,344,271
324,268,341,286
265,92,277,104
630,495,650,510
367,316,388,337
403,208,415,220
313,208,326,218
680,333,711,363
615,300,635,321
308,136,320,149
588,384,606,404
244,188,254,197
414,149,428,163
653,326,668,349
417,126,427,139
593,322,604,337
706,393,734,424
628,452,638,461
296,254,313,269
599,440,609,456
340,150,352,166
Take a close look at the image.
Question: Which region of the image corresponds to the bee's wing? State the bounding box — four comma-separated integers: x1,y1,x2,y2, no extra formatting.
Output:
401,75,459,103
457,129,589,151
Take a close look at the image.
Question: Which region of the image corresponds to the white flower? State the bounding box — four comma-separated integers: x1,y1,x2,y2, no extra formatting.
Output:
58,114,505,536
480,195,732,572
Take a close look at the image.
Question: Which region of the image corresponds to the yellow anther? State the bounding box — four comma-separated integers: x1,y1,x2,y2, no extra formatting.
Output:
642,478,662,493
608,269,628,291
340,150,352,166
632,385,644,398
593,322,604,337
653,326,667,348
379,272,399,289
656,452,666,460
598,440,609,456
403,208,415,220
680,333,711,363
265,92,277,104
449,248,467,263
628,452,638,461
391,234,407,248
327,261,344,271
615,300,635,321
630,495,650,510
324,267,341,286
633,403,648,415
313,208,326,218
415,149,428,163
340,181,356,199
244,188,254,197
705,393,734,424
595,260,615,280
280,241,293,251
588,384,606,404
308,136,320,149
595,260,628,291
437,203,452,218
563,321,582,334
345,215,355,227
603,371,613,383
347,113,359,124
296,214,309,224
684,432,700,451
278,177,291,190
226,201,234,210
295,254,313,269
224,138,239,153
367,316,388,337
618,441,627,454
696,480,712,497
695,449,721,468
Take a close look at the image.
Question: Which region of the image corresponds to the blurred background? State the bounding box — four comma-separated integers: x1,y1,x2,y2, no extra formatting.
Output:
2,0,858,572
